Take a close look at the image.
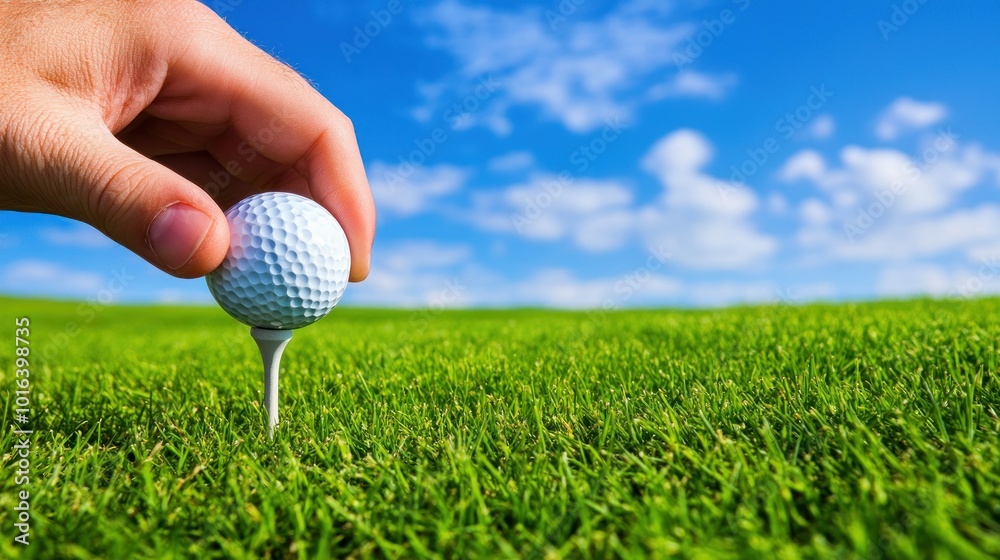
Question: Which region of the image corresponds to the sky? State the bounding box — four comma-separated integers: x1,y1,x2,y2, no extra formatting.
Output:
2,0,1000,308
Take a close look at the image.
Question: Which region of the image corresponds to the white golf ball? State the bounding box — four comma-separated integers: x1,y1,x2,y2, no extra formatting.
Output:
206,192,351,330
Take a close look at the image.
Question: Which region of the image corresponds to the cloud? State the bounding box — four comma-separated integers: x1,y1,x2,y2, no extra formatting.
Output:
2,260,105,297
778,149,826,182
507,268,681,308
413,0,720,133
346,241,474,307
781,130,1000,266
647,70,737,101
348,253,840,308
466,175,636,252
835,206,1000,262
799,198,833,227
808,114,835,139
639,129,776,269
369,162,469,215
875,97,948,140
767,193,789,215
40,224,112,248
781,134,1000,217
462,129,776,268
875,263,1000,298
488,151,536,172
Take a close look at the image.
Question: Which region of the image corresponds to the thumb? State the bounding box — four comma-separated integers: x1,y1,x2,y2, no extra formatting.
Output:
67,126,230,278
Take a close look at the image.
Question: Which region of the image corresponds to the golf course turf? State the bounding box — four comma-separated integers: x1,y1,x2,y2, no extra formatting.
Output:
1,297,998,558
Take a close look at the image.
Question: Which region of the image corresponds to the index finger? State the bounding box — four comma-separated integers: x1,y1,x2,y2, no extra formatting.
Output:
147,7,376,281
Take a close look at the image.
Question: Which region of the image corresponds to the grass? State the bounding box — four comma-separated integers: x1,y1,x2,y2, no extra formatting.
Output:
0,297,998,559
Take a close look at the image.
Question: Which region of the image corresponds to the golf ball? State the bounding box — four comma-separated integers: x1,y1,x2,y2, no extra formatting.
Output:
206,192,351,329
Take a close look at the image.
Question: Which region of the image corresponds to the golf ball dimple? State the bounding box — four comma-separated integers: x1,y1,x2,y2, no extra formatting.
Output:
207,192,351,330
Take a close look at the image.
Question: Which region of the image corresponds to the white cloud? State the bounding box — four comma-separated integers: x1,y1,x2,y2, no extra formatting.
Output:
414,0,722,133
782,132,1000,266
381,241,471,271
40,224,112,248
875,263,1000,298
875,97,948,140
467,175,636,252
647,71,737,101
639,129,776,269
799,198,833,226
347,241,474,307
369,162,469,215
782,135,999,218
335,238,842,308
965,243,1000,263
687,280,836,307
2,260,105,296
767,193,789,214
836,206,1000,262
488,151,536,172
462,129,776,268
778,150,826,182
808,114,835,139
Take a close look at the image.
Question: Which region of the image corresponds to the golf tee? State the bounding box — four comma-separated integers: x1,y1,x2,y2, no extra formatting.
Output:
250,327,293,439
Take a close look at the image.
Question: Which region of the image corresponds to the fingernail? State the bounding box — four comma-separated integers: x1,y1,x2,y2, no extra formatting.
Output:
147,203,213,270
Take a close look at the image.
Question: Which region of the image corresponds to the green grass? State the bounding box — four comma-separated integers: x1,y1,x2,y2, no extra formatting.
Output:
1,297,999,559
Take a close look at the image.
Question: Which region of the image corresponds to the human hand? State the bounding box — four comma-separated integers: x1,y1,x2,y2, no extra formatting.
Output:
0,0,375,281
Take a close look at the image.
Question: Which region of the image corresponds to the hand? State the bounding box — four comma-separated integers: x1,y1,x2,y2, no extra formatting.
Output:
0,0,375,281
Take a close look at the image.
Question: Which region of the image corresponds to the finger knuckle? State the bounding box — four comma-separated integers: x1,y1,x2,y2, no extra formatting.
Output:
333,109,355,134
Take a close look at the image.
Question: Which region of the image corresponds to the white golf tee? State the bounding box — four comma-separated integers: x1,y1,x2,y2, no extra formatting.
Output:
250,327,293,439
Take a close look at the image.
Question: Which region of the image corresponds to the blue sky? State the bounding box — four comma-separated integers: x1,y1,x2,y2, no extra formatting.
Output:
3,0,1000,308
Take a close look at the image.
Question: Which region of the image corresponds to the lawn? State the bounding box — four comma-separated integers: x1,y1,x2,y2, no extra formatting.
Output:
0,297,998,559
